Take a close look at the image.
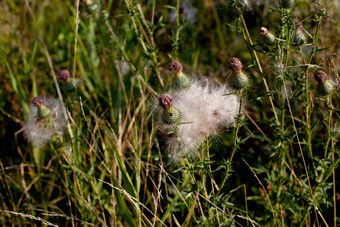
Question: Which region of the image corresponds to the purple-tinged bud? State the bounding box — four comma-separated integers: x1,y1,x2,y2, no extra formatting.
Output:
228,57,243,72
314,71,334,96
260,27,276,43
260,27,269,36
32,96,44,108
159,94,173,109
32,96,51,119
179,5,184,14
169,60,183,74
314,70,328,84
59,70,70,82
292,21,306,46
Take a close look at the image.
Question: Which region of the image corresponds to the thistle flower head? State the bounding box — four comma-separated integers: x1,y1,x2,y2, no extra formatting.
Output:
24,97,67,147
314,70,328,84
228,57,243,72
158,94,173,109
228,58,249,89
31,96,44,108
169,60,183,74
155,79,240,163
58,70,70,82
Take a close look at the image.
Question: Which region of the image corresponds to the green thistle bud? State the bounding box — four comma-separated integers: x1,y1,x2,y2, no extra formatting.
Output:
228,57,249,90
32,97,51,119
292,23,306,46
317,82,334,96
64,79,83,93
260,27,276,44
169,60,190,89
314,71,334,96
228,72,249,90
278,0,295,9
158,94,182,125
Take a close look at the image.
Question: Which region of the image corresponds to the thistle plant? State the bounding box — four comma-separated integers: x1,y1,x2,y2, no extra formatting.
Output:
1,0,339,226
156,63,241,163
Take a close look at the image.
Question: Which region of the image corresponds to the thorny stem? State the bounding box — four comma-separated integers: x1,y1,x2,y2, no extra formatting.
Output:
217,90,244,195
325,95,336,226
237,10,280,126
124,0,164,87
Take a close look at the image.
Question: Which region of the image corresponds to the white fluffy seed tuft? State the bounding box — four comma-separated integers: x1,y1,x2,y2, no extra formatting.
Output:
156,79,240,163
24,97,67,147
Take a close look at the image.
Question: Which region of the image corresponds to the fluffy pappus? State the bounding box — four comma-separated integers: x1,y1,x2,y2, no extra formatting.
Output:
24,97,67,147
155,79,240,163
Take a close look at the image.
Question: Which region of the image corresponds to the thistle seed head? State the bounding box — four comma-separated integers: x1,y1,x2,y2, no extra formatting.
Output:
158,94,173,109
228,57,243,72
59,70,70,82
168,60,183,74
314,70,328,84
24,97,67,147
32,96,44,108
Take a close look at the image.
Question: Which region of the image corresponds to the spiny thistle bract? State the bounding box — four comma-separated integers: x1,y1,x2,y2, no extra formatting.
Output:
24,97,67,147
227,57,249,90
155,79,240,163
314,70,334,96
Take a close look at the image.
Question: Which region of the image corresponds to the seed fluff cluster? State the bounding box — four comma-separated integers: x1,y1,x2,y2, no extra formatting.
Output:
155,62,240,163
24,97,67,147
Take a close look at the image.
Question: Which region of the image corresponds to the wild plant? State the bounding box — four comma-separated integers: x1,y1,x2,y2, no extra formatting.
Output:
0,0,339,226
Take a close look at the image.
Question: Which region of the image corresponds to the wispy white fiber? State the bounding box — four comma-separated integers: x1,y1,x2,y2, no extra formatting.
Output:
24,97,67,147
157,79,240,163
